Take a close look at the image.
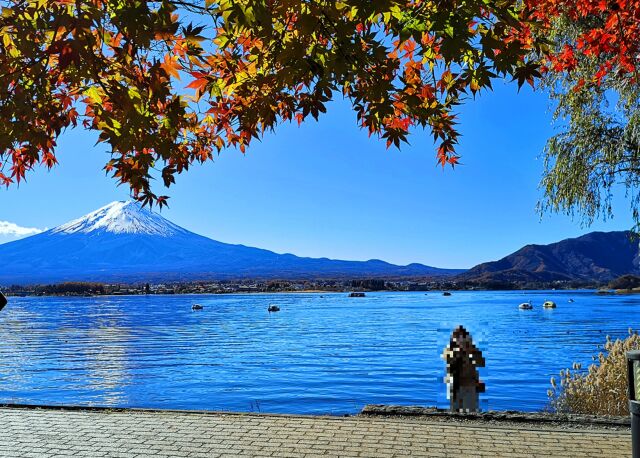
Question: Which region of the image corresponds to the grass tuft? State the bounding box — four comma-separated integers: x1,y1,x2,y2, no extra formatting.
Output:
548,329,640,416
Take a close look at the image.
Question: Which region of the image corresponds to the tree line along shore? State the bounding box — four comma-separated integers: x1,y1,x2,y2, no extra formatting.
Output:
4,275,640,297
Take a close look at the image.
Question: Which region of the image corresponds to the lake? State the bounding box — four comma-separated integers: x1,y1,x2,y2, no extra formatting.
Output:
0,291,638,414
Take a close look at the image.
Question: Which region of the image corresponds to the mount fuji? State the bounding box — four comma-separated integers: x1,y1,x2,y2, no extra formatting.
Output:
0,201,462,284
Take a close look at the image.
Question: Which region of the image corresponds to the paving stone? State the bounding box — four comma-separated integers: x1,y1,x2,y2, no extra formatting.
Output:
0,407,631,457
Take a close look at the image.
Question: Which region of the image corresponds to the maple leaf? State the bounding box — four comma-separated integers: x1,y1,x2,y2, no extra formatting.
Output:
161,55,181,80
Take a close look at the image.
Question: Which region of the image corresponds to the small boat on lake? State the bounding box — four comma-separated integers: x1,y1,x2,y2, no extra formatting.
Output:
443,292,452,296
519,301,533,310
568,298,575,303
349,292,366,298
268,305,280,312
192,304,204,311
543,300,557,309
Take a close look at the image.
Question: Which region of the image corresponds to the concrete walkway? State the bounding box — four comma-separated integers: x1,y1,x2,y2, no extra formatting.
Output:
0,406,631,457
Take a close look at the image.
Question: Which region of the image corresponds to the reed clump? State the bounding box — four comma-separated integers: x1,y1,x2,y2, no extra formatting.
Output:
548,329,640,416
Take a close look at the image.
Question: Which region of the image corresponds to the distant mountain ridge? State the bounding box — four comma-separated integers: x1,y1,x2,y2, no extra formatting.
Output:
460,231,640,283
0,201,461,285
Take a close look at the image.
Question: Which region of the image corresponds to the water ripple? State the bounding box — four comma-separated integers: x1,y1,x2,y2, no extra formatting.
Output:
0,291,639,414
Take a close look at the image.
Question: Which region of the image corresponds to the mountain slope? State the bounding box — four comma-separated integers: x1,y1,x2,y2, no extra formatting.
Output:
459,231,640,283
0,201,461,284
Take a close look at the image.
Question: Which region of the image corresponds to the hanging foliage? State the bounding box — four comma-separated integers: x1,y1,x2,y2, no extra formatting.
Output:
0,0,544,205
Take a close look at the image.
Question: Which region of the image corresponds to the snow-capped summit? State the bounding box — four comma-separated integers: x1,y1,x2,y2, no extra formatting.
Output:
51,201,186,237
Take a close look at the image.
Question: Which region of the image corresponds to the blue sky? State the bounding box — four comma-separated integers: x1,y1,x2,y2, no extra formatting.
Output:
0,81,634,269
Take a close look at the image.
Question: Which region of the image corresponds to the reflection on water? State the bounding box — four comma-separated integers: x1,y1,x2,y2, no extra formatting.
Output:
0,291,639,414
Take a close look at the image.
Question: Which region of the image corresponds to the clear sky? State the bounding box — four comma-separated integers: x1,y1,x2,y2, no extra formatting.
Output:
0,81,634,269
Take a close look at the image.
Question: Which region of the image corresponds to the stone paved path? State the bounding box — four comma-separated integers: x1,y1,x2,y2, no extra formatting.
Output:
0,407,631,457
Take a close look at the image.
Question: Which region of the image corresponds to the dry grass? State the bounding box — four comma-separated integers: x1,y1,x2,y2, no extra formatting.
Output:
548,329,640,416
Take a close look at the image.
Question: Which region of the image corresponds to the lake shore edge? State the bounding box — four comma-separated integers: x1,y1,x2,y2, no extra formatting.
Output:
1,402,630,430
362,404,630,430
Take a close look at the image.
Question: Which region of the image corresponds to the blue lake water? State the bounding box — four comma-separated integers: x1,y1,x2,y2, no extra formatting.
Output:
0,291,639,414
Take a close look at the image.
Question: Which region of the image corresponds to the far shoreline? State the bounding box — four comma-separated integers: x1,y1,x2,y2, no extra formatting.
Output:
3,275,622,298
3,288,606,299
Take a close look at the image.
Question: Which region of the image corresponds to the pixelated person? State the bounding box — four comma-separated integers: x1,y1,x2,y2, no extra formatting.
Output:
0,290,6,312
442,325,485,412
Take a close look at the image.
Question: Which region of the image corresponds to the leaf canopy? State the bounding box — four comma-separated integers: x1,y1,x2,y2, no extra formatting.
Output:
0,0,544,205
